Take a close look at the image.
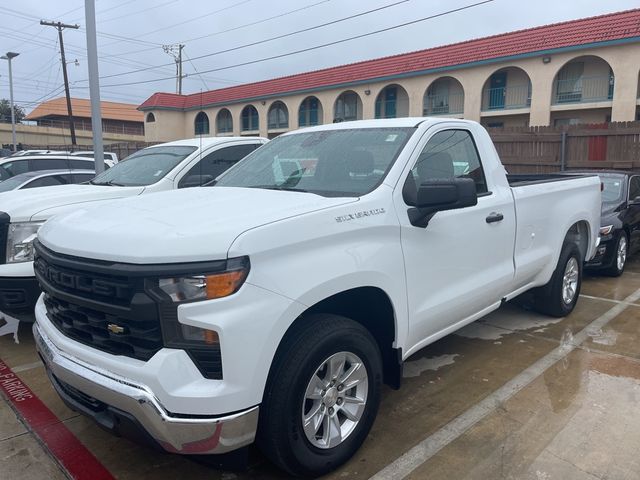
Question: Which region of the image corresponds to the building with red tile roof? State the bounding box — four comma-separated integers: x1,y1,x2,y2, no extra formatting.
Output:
139,9,640,141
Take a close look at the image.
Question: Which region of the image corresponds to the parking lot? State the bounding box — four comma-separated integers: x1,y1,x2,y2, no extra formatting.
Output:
3,259,640,480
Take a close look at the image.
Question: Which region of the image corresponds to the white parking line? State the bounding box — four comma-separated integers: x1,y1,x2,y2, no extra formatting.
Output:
11,360,43,373
579,293,640,307
369,287,640,480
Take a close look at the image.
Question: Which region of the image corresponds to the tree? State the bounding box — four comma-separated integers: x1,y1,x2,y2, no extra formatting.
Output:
0,99,26,123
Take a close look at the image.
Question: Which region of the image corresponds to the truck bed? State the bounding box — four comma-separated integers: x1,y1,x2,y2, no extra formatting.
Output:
506,173,599,188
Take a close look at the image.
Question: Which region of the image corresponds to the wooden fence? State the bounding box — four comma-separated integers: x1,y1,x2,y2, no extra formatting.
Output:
15,121,640,174
487,121,640,173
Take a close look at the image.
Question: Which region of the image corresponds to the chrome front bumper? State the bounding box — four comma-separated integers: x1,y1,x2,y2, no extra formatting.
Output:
34,322,259,455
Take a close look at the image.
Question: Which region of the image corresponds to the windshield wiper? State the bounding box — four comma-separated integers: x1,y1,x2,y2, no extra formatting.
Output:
90,180,127,186
250,185,310,193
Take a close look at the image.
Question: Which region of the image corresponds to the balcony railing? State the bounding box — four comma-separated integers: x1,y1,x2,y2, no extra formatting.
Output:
423,92,464,116
13,118,145,136
482,84,531,111
553,75,614,104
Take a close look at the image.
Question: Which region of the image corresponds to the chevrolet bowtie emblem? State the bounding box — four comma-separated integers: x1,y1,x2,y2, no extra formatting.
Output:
107,323,125,334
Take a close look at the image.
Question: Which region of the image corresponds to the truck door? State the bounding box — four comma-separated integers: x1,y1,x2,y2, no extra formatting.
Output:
395,127,516,349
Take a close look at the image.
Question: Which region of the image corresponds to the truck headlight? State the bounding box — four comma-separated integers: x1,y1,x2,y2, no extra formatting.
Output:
6,222,44,263
157,256,250,302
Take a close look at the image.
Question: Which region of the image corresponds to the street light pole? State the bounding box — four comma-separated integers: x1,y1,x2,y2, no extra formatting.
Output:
1,52,19,152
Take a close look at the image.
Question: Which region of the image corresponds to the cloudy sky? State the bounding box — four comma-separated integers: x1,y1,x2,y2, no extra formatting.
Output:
1,0,638,111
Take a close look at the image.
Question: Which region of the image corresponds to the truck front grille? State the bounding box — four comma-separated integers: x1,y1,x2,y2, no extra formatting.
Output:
34,243,163,362
43,294,162,360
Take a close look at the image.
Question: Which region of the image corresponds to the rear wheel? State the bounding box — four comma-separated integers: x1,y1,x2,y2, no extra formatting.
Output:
258,314,382,477
603,232,627,277
534,242,582,317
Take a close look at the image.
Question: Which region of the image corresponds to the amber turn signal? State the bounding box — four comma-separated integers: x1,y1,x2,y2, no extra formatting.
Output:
205,269,248,299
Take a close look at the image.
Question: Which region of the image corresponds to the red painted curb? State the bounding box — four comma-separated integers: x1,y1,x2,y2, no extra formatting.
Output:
0,358,115,480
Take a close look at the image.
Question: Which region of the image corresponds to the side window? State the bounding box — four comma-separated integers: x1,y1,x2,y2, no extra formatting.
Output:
69,159,109,170
72,173,95,183
69,159,92,169
30,159,69,171
22,175,65,189
2,160,29,176
410,129,488,194
178,144,258,188
629,176,640,201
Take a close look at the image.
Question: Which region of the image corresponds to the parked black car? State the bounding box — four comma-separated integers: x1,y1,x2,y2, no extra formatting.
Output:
583,171,640,276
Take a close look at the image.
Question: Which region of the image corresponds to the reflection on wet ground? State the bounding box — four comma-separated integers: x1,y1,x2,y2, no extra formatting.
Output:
3,259,640,479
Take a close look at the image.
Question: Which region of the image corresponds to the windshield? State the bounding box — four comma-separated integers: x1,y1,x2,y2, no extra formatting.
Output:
216,128,414,196
0,176,26,192
90,145,197,186
600,175,625,205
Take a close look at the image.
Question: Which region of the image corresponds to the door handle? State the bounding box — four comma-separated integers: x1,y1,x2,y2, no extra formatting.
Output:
486,212,504,223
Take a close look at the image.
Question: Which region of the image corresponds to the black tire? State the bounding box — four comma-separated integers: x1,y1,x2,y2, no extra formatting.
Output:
534,242,582,317
257,314,382,477
603,232,628,277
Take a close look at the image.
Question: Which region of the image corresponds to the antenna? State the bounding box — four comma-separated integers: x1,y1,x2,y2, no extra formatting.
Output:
199,89,203,186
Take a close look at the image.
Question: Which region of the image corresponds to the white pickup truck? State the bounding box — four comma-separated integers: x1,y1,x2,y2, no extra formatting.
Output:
33,119,600,477
0,137,266,323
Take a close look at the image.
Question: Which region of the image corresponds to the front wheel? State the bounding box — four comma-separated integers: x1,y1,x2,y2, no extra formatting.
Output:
257,314,382,477
534,242,582,317
603,232,627,277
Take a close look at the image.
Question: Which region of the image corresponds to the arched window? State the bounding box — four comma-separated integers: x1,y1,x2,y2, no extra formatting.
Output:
216,109,233,134
194,111,210,135
333,91,362,122
268,101,289,129
299,96,322,127
424,77,465,115
146,112,155,123
241,105,259,131
552,56,614,104
375,85,409,119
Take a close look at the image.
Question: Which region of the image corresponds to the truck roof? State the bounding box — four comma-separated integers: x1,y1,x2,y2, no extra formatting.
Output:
156,136,267,148
289,117,477,134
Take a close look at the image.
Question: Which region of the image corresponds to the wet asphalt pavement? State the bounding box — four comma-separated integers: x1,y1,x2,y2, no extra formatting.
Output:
3,260,640,480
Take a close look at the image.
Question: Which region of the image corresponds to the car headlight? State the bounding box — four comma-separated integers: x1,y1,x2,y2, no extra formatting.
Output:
6,221,44,263
599,225,613,236
157,256,250,302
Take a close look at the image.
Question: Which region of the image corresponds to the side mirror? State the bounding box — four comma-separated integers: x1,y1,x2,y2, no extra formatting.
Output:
406,177,477,227
631,195,640,205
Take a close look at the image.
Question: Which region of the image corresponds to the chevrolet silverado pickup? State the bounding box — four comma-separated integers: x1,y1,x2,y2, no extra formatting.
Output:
33,118,600,477
0,136,266,323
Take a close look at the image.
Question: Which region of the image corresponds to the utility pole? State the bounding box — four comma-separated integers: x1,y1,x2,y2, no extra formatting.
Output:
162,44,185,94
84,0,104,173
40,20,80,147
1,52,19,152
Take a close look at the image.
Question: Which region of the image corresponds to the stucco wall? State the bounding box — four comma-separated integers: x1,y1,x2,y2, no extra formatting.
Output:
143,41,640,141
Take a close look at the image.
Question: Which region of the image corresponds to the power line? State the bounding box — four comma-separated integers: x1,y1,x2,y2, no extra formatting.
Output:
98,0,254,49
183,49,209,90
97,0,332,60
77,0,411,82
100,0,495,88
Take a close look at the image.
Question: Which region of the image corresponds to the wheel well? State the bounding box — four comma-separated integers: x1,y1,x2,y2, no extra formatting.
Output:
565,221,589,261
278,287,401,389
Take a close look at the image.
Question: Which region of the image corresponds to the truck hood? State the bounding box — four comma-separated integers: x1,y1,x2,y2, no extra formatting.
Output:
38,187,357,263
0,184,145,222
